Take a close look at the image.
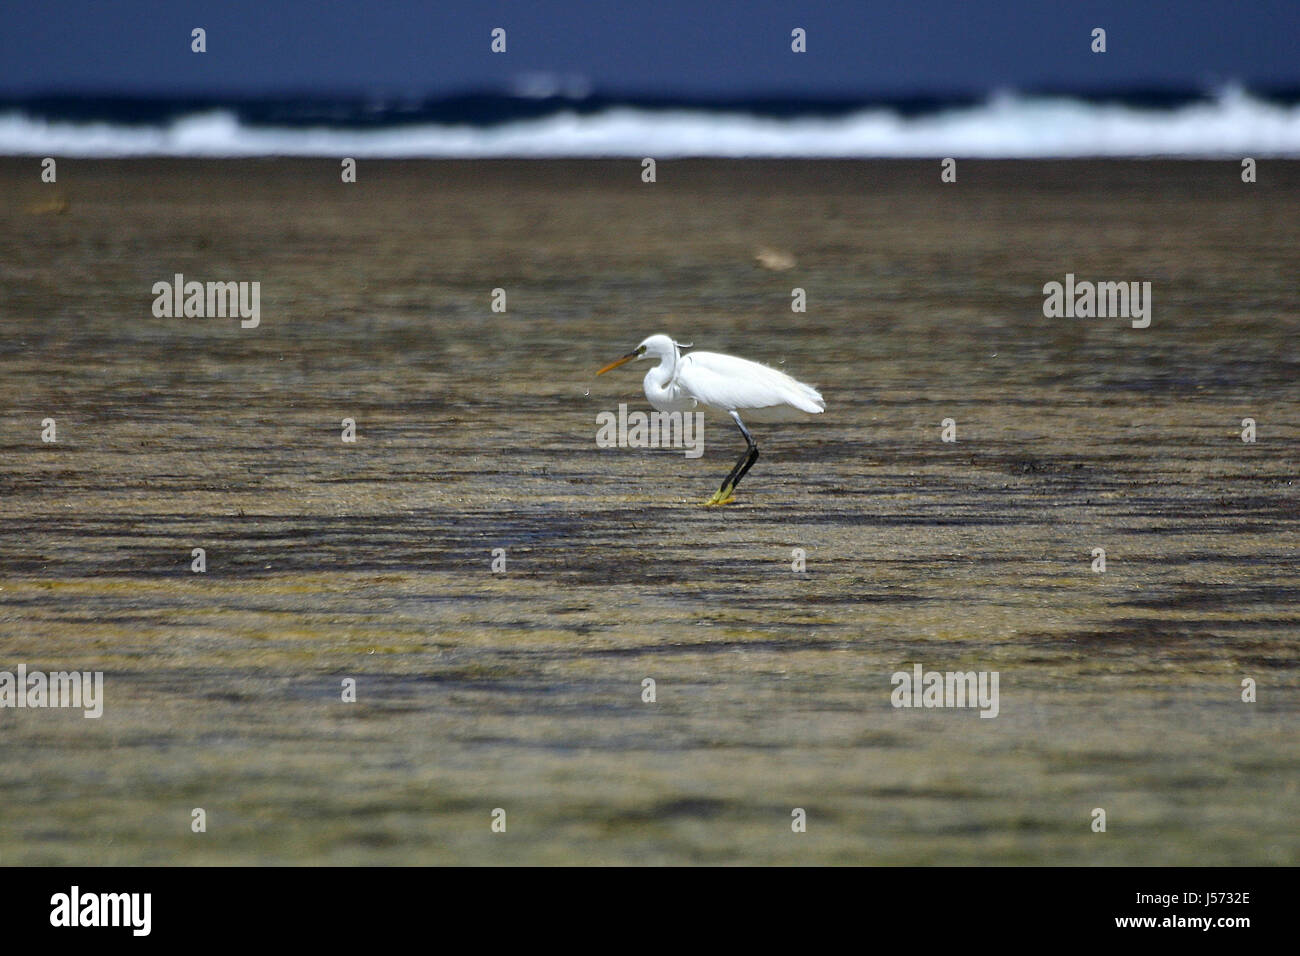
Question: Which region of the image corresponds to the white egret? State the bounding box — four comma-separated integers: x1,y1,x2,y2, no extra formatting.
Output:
596,334,825,505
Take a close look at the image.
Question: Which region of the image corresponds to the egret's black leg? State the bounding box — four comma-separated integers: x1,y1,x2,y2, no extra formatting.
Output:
728,411,760,491
704,411,759,505
733,444,760,487
718,445,750,493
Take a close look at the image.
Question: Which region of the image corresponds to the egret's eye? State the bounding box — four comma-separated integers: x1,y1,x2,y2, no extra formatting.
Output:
636,345,646,355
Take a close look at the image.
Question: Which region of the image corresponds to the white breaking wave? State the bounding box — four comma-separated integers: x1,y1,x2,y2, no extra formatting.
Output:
3,89,1299,158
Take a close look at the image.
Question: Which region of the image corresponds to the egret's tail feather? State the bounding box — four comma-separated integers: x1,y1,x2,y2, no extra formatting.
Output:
791,383,825,414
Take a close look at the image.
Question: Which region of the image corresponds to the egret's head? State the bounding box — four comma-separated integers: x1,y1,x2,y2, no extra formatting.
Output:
596,334,685,375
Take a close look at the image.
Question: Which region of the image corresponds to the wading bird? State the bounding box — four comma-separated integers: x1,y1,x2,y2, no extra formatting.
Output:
596,334,825,505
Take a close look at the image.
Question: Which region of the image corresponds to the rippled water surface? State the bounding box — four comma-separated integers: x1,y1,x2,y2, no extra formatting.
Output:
1,159,1297,864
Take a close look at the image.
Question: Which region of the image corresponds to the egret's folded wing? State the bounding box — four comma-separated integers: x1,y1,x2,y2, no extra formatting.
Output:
678,352,824,414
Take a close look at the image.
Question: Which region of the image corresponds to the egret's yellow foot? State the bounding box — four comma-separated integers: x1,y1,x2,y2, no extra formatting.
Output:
702,485,735,506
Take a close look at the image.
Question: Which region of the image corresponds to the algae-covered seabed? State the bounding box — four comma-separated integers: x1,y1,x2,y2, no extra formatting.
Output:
0,159,1296,865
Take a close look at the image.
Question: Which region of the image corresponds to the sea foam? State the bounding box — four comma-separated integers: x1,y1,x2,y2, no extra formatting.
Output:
3,88,1298,158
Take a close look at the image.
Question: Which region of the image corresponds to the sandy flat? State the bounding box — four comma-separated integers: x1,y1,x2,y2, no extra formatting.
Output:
0,158,1296,864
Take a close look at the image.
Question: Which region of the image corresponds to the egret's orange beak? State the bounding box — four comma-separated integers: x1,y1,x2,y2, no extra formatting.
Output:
596,350,639,375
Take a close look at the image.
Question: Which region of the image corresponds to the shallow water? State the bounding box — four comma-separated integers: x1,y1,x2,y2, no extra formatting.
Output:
0,159,1297,864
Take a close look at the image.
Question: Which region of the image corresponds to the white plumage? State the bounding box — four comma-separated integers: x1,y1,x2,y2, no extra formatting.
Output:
596,333,825,505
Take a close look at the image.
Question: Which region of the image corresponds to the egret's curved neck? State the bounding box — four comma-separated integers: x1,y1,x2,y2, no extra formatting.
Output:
644,346,678,393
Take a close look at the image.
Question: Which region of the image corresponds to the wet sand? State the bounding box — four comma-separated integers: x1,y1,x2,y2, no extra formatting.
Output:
0,158,1297,864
